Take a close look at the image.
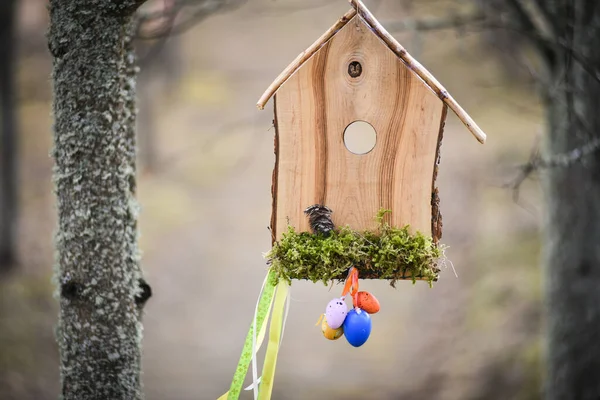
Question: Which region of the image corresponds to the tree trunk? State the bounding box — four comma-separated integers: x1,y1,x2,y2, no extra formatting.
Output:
543,3,600,399
49,2,150,399
0,0,18,269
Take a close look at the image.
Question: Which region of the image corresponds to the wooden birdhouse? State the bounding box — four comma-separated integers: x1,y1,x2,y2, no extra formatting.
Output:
257,0,485,285
222,2,487,398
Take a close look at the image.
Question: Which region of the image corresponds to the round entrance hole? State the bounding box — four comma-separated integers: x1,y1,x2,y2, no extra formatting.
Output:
343,121,377,155
348,61,362,78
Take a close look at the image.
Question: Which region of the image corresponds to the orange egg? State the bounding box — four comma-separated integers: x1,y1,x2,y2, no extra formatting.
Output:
356,291,380,314
321,316,344,340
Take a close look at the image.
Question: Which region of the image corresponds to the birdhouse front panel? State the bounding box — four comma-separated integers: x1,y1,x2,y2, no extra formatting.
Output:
271,16,447,241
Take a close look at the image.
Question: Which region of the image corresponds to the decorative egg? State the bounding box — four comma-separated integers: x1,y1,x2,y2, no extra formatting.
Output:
356,291,380,314
343,308,372,347
325,298,348,329
321,316,344,340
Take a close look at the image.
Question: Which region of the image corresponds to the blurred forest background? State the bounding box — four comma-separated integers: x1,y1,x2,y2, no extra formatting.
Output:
1,0,546,399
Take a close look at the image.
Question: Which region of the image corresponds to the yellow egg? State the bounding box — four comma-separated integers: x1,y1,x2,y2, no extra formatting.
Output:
321,316,344,340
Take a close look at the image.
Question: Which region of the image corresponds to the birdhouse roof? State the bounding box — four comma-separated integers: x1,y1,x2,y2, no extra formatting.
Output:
257,0,486,144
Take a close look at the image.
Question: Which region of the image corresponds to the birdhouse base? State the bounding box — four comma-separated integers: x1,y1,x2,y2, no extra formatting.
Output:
265,210,442,287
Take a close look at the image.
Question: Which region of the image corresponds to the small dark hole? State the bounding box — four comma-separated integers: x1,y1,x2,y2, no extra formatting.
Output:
135,279,152,306
348,61,362,78
61,281,80,300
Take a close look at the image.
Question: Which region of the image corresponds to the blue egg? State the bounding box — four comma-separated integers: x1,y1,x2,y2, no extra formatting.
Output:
343,308,372,347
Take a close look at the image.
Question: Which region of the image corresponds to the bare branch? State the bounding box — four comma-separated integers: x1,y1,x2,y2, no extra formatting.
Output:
137,0,246,40
531,0,560,38
506,130,600,201
542,138,600,168
384,10,486,33
504,132,542,203
502,0,556,67
245,0,337,16
136,0,182,40
466,19,600,89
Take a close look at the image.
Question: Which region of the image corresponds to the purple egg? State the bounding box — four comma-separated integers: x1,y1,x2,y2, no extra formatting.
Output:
325,298,348,329
343,308,372,347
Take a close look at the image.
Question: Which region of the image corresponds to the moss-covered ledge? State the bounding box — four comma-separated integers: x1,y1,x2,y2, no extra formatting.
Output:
266,210,443,287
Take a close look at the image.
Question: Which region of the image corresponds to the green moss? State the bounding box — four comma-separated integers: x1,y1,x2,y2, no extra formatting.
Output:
266,209,442,287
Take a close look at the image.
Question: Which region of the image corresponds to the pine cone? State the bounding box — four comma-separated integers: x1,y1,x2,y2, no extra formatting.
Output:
304,204,335,236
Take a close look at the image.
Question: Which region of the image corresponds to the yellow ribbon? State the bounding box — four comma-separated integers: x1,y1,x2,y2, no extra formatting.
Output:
258,280,289,400
315,313,324,326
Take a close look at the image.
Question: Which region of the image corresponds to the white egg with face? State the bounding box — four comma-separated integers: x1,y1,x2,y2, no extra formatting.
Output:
325,298,348,329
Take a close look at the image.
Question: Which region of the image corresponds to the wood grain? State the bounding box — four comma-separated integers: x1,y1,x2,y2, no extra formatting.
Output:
271,16,446,245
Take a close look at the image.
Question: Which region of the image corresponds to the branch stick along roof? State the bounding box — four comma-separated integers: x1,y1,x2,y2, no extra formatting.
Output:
257,0,487,144
256,8,357,111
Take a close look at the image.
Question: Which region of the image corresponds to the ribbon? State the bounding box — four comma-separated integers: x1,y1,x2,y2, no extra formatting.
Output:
258,280,289,400
219,271,276,400
219,272,291,400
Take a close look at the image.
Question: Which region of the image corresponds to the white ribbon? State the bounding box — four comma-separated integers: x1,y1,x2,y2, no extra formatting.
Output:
250,273,270,399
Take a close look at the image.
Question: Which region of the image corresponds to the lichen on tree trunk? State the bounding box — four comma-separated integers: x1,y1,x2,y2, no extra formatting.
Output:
49,1,149,399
